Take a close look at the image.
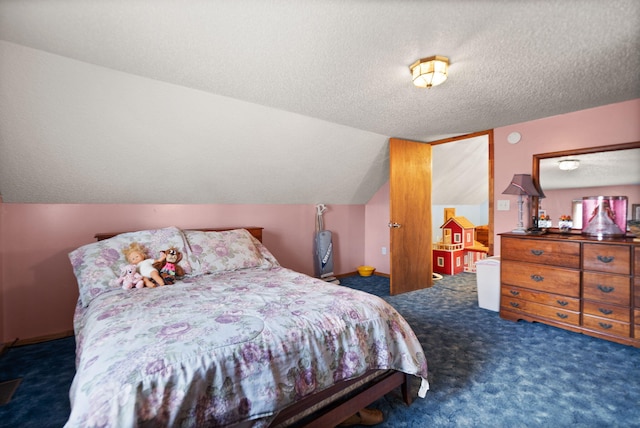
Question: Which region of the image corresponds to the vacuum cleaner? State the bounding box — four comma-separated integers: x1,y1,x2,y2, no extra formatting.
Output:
314,204,340,284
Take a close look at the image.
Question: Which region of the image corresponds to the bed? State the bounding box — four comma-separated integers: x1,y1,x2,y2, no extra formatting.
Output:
66,226,429,427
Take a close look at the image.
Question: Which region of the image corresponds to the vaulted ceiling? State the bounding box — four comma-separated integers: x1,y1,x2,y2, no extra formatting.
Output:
1,1,638,204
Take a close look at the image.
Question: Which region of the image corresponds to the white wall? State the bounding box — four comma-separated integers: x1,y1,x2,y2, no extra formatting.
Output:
432,202,489,242
0,41,389,205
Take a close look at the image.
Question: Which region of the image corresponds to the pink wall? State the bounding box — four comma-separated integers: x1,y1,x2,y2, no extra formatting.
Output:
494,99,640,251
0,203,364,343
364,181,391,275
2,99,639,344
363,98,640,271
0,196,4,343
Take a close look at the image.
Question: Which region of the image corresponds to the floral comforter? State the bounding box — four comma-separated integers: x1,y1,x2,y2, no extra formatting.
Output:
65,267,429,427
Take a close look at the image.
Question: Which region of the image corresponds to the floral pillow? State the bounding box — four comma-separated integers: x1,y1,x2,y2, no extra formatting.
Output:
184,229,277,275
248,234,280,269
69,226,193,307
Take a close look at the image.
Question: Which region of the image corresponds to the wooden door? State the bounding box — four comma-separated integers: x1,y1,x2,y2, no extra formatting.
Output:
389,138,433,295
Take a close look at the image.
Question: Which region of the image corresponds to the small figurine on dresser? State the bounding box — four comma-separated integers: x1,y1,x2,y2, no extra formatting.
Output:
558,215,573,233
122,242,165,287
538,214,552,229
582,196,627,238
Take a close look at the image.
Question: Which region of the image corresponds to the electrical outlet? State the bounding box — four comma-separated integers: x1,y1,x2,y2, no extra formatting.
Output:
381,247,387,255
497,200,510,211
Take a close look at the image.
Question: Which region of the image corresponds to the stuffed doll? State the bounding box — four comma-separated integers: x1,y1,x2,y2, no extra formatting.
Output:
117,264,145,290
122,242,165,288
153,247,185,284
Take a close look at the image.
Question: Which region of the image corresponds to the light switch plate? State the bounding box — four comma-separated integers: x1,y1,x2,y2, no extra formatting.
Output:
497,200,510,211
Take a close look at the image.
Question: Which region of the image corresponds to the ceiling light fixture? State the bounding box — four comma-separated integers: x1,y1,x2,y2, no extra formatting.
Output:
410,56,449,88
558,159,580,171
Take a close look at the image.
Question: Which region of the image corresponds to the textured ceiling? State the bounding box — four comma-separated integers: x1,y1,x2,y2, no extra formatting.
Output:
0,1,638,204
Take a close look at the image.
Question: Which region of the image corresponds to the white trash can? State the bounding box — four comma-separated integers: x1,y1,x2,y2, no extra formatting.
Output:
475,256,501,311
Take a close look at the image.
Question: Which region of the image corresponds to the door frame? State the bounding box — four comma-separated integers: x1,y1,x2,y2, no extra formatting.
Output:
429,130,494,255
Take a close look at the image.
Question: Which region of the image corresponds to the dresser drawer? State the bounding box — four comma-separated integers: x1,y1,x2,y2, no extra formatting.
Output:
501,285,580,311
501,260,580,297
583,272,631,306
583,243,630,275
501,237,580,268
583,301,631,323
583,314,630,337
501,297,580,326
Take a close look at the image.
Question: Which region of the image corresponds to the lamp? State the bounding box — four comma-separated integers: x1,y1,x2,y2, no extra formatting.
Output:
502,174,541,233
558,159,580,171
410,56,449,88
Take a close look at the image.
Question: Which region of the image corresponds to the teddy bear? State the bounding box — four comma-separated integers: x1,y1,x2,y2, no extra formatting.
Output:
117,264,145,289
153,247,185,284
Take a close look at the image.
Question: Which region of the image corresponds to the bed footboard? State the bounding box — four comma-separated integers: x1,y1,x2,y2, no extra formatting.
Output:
270,370,411,427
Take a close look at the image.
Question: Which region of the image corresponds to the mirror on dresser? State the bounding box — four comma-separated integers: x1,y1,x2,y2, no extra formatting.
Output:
532,141,640,232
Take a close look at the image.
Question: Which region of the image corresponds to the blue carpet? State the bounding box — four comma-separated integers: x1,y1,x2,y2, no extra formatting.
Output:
343,273,640,428
1,273,639,427
0,336,75,427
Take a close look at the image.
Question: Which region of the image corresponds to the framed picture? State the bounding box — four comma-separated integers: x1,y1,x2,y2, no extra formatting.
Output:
633,204,640,221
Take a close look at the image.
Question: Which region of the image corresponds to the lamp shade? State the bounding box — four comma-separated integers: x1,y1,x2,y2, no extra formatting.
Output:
410,56,449,88
502,174,540,196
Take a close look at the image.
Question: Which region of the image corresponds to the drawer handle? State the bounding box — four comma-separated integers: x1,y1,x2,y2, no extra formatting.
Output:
556,313,568,319
510,302,520,308
597,285,615,293
510,290,520,296
598,322,613,329
530,249,544,256
557,300,568,306
530,274,544,282
598,308,613,315
597,255,614,264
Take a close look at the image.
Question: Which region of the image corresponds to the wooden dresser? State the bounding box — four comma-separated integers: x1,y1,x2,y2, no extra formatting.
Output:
500,232,639,347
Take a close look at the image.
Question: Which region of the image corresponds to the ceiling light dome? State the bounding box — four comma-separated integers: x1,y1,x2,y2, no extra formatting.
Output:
558,159,580,171
410,56,449,88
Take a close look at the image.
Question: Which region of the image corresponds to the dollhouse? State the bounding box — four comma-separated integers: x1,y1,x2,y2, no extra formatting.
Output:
432,209,488,275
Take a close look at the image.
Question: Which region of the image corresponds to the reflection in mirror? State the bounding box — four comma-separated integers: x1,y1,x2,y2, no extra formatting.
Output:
538,148,640,190
532,142,640,231
571,199,582,229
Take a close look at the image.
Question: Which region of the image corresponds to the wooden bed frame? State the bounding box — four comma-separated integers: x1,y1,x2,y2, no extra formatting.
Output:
94,227,414,427
95,227,266,242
